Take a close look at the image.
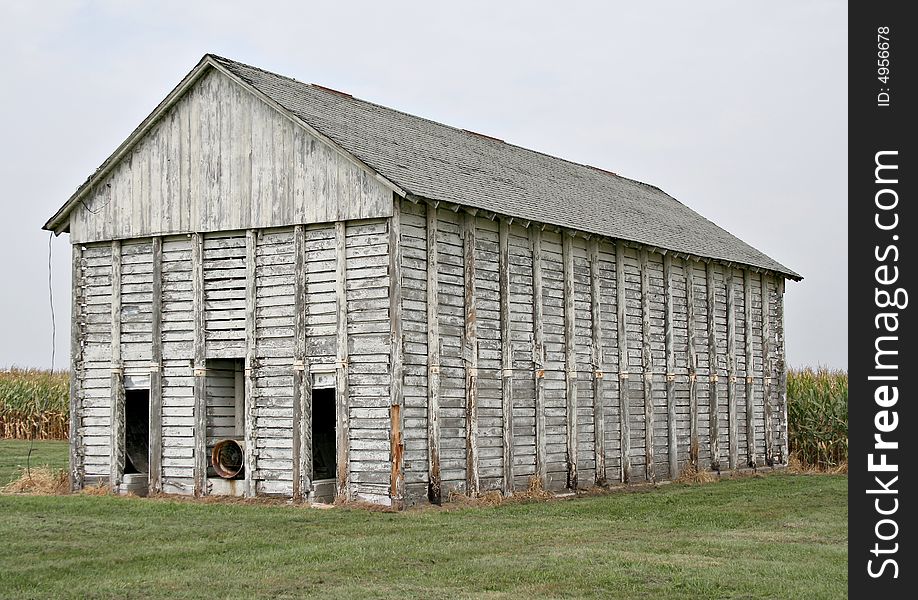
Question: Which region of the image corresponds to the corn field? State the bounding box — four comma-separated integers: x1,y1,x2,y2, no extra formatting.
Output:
2,366,851,467
0,368,69,440
786,367,848,469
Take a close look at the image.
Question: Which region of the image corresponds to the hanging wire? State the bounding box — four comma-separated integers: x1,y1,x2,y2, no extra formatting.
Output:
27,233,57,478
49,233,56,372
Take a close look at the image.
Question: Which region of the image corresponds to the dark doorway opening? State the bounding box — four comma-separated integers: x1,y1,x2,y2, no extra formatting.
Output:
312,388,336,481
124,389,150,474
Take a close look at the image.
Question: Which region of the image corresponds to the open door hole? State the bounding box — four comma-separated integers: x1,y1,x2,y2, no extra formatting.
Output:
312,388,336,481
124,389,149,474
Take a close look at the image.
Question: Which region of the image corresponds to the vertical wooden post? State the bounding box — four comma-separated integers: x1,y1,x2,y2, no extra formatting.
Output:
640,249,654,482
744,270,756,467
589,239,606,485
109,240,124,492
530,227,547,486
663,253,678,479
69,243,84,491
706,262,720,471
389,207,405,505
499,219,514,495
234,366,244,436
686,261,699,468
615,241,631,483
149,237,163,493
562,234,578,490
726,271,738,470
426,205,442,503
776,277,788,465
335,221,350,500
762,275,774,466
389,404,402,504
463,212,479,496
244,230,257,497
292,224,307,501
192,233,207,496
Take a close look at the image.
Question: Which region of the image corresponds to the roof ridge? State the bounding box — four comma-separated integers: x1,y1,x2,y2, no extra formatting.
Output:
208,54,670,196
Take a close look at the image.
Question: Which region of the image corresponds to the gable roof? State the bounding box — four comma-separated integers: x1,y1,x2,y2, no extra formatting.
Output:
45,54,800,280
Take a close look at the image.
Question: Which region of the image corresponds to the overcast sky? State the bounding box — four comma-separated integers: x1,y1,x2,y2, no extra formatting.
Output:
0,1,847,370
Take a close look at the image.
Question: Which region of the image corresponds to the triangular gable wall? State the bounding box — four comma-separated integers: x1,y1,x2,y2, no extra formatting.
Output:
69,67,393,243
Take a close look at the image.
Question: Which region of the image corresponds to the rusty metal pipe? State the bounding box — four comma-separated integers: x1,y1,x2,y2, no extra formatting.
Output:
211,439,245,479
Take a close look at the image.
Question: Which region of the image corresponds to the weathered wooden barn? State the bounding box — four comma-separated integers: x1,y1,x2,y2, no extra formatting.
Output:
44,54,800,506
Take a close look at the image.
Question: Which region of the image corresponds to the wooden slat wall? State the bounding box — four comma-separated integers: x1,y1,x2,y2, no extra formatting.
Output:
302,223,337,498
117,238,155,493
161,236,194,495
508,224,536,489
539,230,568,491
620,246,646,481
119,240,155,371
79,243,114,479
711,263,730,471
205,360,237,451
203,233,247,358
69,199,790,503
748,270,766,464
384,202,790,503
690,261,713,469
668,257,692,473
253,228,295,496
435,209,468,492
645,250,668,479
397,202,430,499
69,68,393,244
597,241,622,483
473,218,501,492
571,237,594,487
345,219,392,504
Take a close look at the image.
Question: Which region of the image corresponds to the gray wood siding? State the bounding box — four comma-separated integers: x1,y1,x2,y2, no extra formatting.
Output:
398,201,430,497
691,261,713,468
205,360,237,449
508,224,536,488
435,209,468,493
712,264,730,469
345,219,392,504
646,251,668,479
538,230,568,491
748,271,767,462
69,68,393,244
474,219,503,491
571,237,595,485
161,236,194,494
203,233,248,358
668,258,692,472
385,202,789,502
253,228,295,496
620,247,646,480
79,243,114,478
119,240,154,369
596,241,622,483
69,199,789,505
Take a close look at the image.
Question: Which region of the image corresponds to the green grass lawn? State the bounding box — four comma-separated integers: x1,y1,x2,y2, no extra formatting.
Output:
0,438,69,485
0,440,847,599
